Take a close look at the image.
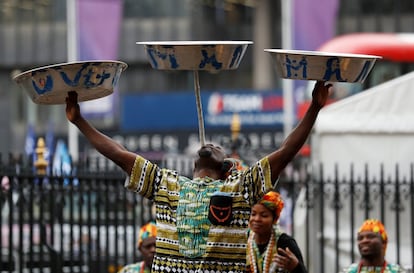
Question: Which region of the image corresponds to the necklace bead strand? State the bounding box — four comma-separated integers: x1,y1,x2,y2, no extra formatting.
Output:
248,231,275,273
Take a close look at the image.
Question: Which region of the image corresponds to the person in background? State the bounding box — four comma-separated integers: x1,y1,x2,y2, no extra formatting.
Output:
65,81,331,273
340,219,406,273
118,221,157,273
247,191,307,273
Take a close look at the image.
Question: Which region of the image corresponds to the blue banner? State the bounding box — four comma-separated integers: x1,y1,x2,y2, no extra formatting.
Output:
121,90,284,131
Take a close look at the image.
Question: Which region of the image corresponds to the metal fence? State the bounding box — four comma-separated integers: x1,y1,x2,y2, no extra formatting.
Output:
287,164,414,273
0,155,154,273
1,155,413,273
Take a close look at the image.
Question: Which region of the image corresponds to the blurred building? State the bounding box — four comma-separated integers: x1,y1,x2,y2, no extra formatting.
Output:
0,0,413,160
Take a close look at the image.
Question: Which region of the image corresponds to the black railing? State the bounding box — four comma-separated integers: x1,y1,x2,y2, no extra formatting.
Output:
1,155,413,273
285,163,414,273
0,154,154,273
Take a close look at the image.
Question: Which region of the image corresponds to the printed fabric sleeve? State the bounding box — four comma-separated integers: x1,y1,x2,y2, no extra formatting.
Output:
124,155,161,200
240,157,275,207
394,264,408,273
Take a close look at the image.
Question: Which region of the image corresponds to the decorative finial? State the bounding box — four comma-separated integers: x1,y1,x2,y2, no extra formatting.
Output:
34,137,48,175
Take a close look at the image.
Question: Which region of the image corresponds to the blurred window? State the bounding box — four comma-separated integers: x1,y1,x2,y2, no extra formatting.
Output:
123,0,190,18
0,0,65,23
340,0,414,15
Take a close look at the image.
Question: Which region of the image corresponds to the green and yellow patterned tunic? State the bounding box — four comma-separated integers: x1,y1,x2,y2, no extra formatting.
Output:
340,263,407,273
125,155,275,273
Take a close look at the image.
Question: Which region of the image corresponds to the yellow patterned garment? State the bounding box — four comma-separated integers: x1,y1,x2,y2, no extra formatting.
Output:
125,155,274,273
340,263,407,273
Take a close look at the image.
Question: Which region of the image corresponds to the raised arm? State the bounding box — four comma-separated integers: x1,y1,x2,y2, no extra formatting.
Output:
267,81,331,181
65,91,137,174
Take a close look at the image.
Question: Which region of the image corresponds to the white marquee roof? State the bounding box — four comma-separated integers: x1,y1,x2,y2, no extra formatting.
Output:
315,71,414,134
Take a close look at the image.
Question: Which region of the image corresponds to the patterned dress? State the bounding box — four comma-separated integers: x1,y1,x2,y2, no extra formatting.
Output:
340,263,407,273
125,155,275,273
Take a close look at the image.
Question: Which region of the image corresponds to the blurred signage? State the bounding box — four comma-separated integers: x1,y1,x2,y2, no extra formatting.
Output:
96,130,286,156
121,90,284,131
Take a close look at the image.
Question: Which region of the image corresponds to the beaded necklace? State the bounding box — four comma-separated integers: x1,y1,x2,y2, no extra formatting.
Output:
248,230,275,273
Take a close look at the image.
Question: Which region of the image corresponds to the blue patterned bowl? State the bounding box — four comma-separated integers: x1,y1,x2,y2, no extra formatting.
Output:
137,41,253,71
13,60,128,104
264,49,381,83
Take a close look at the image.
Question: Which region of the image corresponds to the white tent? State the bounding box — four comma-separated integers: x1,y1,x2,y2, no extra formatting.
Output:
293,73,414,273
311,71,414,181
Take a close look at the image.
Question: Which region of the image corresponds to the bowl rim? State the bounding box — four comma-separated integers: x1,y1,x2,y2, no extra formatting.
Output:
13,60,128,82
264,49,382,59
136,40,253,46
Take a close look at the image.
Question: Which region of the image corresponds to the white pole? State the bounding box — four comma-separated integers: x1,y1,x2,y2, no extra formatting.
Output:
66,0,79,163
281,0,294,138
193,71,206,147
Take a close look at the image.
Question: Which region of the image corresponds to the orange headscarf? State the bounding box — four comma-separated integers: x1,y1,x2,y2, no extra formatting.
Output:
358,219,388,252
258,191,284,222
138,221,157,248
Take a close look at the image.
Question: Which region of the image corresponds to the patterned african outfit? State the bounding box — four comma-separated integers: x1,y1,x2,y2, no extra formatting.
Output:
125,155,275,273
340,263,406,273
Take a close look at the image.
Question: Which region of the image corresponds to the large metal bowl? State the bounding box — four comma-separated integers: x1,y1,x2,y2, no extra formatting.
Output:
264,49,382,83
13,60,128,105
136,41,253,71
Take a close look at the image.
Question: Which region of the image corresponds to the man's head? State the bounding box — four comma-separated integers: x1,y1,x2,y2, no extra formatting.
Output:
137,221,157,268
193,143,248,179
357,219,388,260
193,144,227,177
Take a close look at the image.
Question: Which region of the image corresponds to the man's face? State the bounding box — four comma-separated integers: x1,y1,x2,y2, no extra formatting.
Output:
139,237,156,268
357,231,384,259
194,144,227,171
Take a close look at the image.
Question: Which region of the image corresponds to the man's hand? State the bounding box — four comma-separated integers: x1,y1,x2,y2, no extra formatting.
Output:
312,81,332,109
65,91,82,124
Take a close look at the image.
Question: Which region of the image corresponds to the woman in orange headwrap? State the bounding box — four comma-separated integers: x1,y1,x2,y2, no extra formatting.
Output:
246,191,307,273
339,219,406,273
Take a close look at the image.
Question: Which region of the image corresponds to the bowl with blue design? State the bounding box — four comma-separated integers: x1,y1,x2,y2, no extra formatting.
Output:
264,49,382,83
13,60,128,104
136,41,253,72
